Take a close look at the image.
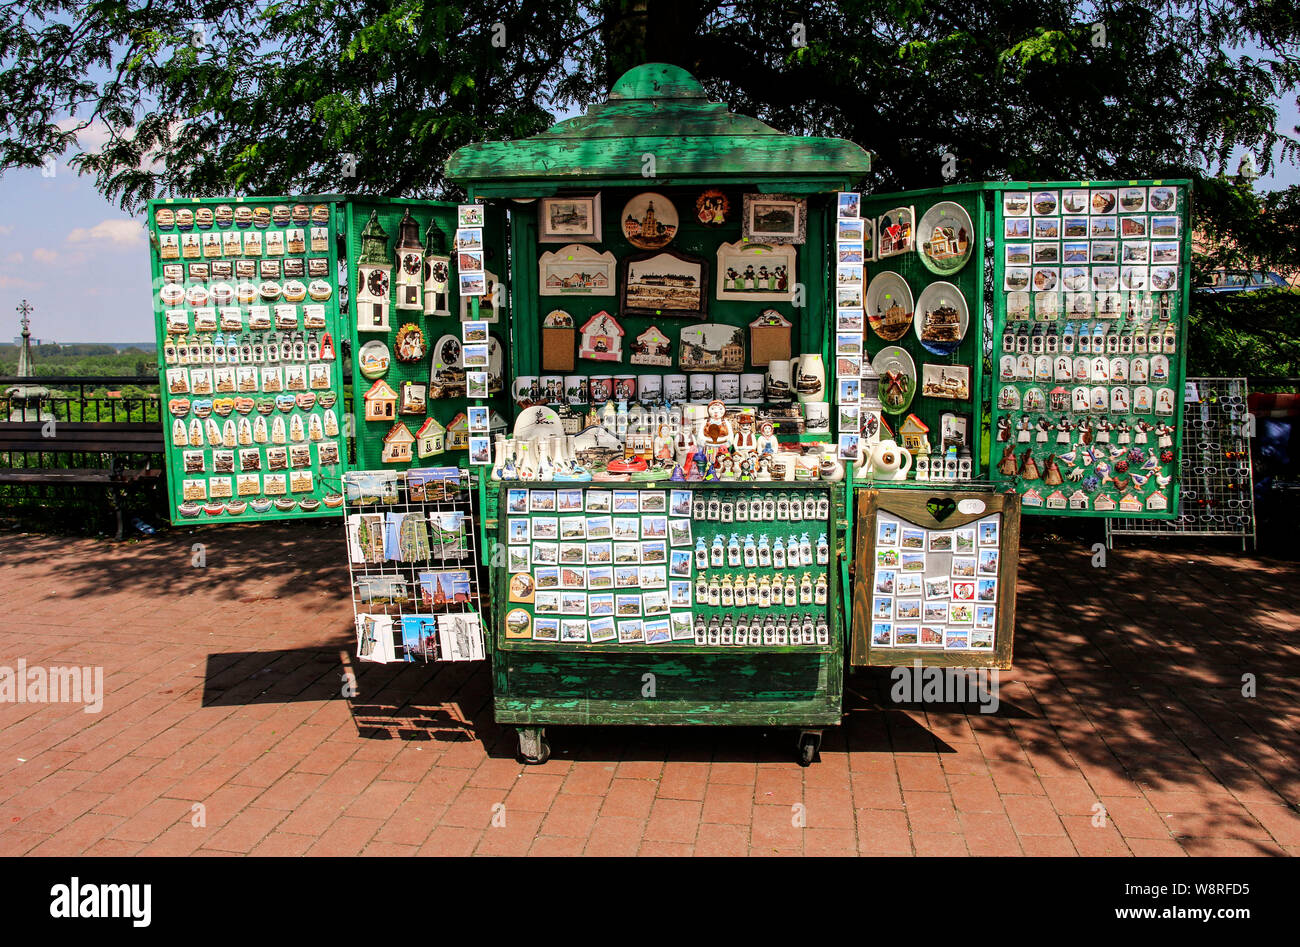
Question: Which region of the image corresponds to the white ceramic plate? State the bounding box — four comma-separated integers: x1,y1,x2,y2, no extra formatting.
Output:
871,345,917,414
916,201,974,275
358,340,390,379
914,281,969,356
865,271,914,341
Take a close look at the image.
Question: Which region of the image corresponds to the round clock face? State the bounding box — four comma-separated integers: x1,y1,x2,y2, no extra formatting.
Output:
430,261,448,281
402,253,421,275
366,269,389,297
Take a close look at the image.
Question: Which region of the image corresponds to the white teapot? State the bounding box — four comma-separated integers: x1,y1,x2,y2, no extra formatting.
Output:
856,439,912,481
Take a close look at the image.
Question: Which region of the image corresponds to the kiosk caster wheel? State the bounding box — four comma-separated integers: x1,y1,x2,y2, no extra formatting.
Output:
516,727,550,765
797,730,822,767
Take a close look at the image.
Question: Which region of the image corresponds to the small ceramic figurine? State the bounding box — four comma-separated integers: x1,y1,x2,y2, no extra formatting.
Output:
997,416,1013,442
702,399,732,448
756,420,779,455
1055,417,1073,444
1016,417,1033,443
731,412,758,454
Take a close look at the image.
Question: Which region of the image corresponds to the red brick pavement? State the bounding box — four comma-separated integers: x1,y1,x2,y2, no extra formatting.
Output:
0,520,1297,856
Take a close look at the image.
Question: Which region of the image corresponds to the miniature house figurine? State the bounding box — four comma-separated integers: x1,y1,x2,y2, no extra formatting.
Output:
422,218,451,316
446,412,470,450
356,210,392,332
630,325,672,366
362,378,398,421
382,421,416,463
415,416,445,457
899,414,931,455
579,311,624,362
394,209,424,311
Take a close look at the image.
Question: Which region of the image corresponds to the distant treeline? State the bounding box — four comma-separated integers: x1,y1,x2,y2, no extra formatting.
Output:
0,343,156,377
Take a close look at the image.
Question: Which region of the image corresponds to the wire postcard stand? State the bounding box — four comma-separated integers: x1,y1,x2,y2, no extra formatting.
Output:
342,467,488,663
1106,377,1256,550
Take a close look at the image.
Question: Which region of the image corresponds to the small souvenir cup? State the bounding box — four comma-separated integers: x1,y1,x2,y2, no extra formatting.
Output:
512,376,539,405
716,374,740,404
804,401,830,433
540,375,564,404
614,374,637,403
564,375,586,405
740,373,765,404
664,374,688,403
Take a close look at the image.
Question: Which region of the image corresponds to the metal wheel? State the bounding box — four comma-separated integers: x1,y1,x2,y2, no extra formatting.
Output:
516,727,550,765
797,730,821,767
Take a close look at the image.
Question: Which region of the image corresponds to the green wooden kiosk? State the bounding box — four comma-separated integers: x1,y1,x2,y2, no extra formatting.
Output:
447,64,871,764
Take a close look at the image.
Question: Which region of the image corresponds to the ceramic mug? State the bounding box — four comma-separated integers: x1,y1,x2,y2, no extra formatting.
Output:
804,401,830,433
539,375,564,404
740,373,765,404
716,373,740,404
614,374,637,402
689,374,715,401
664,374,688,403
564,375,586,405
512,375,539,404
588,375,614,404
639,374,663,403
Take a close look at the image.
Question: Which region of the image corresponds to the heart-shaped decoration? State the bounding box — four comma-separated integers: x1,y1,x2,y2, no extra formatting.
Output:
926,497,958,522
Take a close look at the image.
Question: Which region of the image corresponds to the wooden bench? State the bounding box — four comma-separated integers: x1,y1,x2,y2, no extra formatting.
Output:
0,421,165,538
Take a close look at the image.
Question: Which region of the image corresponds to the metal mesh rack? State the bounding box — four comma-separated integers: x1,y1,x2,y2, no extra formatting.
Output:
341,467,488,663
1106,377,1255,550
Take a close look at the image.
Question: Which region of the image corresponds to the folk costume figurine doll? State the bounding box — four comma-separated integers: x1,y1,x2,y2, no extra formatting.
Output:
1016,417,1033,443
1056,417,1073,444
997,416,1013,442
756,420,779,456
1134,419,1151,444
1076,418,1093,445
731,412,758,454
1156,422,1174,448
1096,419,1113,444
1042,454,1064,486
998,443,1018,476
1116,420,1131,444
1036,418,1052,443
702,399,732,448
1018,449,1040,481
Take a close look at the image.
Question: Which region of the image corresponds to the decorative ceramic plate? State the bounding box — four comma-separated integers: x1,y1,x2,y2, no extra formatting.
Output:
394,323,426,362
620,192,679,250
358,340,390,379
913,281,969,356
865,271,914,341
513,405,566,440
871,345,917,415
916,201,974,275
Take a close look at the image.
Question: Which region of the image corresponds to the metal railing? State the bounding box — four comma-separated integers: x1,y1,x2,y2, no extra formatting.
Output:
0,374,162,423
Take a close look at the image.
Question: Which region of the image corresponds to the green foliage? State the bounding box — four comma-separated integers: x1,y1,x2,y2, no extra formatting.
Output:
1188,289,1300,381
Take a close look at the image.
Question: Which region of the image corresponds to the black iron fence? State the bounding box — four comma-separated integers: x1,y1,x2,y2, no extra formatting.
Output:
0,374,161,423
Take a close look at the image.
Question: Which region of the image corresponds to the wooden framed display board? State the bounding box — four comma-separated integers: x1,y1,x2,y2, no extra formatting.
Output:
850,487,1019,669
988,180,1192,518
147,195,350,522
488,482,844,729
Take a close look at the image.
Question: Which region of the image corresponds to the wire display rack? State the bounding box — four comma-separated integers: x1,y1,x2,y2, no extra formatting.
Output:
342,467,488,663
1106,377,1255,550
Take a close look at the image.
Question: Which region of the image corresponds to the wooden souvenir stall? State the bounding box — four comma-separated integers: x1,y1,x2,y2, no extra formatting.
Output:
147,195,351,521
447,63,872,763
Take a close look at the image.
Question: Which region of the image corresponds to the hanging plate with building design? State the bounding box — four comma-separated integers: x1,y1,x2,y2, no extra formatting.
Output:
865,271,914,341
620,192,679,250
916,201,974,275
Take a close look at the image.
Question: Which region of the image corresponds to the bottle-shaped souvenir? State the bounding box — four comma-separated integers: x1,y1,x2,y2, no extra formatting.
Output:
720,575,734,608
762,616,776,646
783,574,797,607
746,494,760,520
695,537,708,570
200,335,215,363
757,535,772,568
748,622,761,646
743,534,758,569
816,494,830,519
710,535,724,568
800,573,814,605
803,495,817,520
727,532,741,567
1162,323,1177,354
776,494,790,520
306,333,320,361
762,493,776,520
816,532,829,565
772,537,786,569
695,573,709,601
746,574,758,607
735,615,748,640
757,576,772,609
692,497,706,519
814,574,828,605
707,575,721,607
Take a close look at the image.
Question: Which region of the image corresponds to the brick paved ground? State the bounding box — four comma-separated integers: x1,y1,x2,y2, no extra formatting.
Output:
0,519,1297,856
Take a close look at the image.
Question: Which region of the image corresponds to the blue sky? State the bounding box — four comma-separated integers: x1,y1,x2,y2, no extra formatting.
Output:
1,94,1296,345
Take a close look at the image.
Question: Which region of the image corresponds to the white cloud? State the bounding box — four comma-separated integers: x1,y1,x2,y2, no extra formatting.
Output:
0,275,41,289
33,248,58,264
54,117,113,153
0,225,13,236
66,219,146,249
4,252,22,265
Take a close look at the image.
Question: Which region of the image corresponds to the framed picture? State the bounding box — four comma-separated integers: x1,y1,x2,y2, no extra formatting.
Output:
620,247,708,319
742,193,807,245
714,240,796,301
538,246,616,297
538,194,603,243
921,363,971,400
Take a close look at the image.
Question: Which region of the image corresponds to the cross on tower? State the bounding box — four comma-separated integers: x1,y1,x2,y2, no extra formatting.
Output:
15,298,33,332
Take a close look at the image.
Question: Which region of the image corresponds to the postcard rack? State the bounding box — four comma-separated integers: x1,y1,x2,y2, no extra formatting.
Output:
1106,377,1256,550
342,467,488,664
